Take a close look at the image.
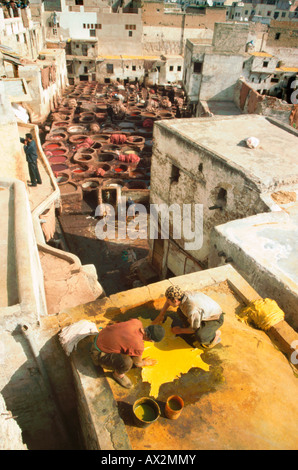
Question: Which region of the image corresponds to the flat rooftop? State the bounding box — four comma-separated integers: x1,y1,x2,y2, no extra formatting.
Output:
157,115,298,191
44,266,298,450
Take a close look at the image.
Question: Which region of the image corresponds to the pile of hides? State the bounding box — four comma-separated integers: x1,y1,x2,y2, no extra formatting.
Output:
118,153,140,164
110,134,127,144
95,167,106,177
76,137,94,150
59,320,99,356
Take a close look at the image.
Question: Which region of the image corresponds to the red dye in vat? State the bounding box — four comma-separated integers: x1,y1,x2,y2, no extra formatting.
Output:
44,143,61,150
49,156,67,164
72,168,84,173
114,168,124,172
50,149,67,156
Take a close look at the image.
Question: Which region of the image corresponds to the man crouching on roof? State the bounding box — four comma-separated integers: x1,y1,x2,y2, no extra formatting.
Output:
90,319,165,389
152,285,224,349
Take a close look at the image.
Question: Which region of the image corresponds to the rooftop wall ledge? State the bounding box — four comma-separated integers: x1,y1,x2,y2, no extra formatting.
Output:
0,178,47,329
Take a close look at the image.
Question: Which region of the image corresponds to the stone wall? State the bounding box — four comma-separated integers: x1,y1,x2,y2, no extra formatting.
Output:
234,78,295,126
266,20,298,49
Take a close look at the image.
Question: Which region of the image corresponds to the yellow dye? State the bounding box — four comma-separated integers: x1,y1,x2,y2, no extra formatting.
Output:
140,317,209,398
134,404,157,422
238,298,285,331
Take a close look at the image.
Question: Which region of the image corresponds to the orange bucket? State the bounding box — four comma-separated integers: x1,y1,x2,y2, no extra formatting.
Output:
165,395,184,420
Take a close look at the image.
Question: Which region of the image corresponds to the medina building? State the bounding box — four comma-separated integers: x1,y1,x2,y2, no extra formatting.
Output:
148,114,298,282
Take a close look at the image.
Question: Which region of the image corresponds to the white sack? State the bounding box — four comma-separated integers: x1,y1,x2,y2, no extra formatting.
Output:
59,320,99,356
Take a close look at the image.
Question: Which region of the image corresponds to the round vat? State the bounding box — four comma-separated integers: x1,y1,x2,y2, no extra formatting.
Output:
125,181,147,190
114,164,127,173
101,144,121,153
92,134,110,144
82,180,100,190
69,134,89,144
127,136,145,146
121,146,140,156
59,182,79,193
48,148,68,157
129,169,146,178
46,131,68,141
97,163,111,172
43,142,64,151
98,153,115,163
67,125,88,134
48,156,67,164
52,121,70,129
74,154,94,163
55,172,70,185
71,163,89,175
51,163,69,172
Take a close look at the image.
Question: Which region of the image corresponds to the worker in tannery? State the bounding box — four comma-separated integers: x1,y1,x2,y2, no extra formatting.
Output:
90,319,165,389
152,285,224,349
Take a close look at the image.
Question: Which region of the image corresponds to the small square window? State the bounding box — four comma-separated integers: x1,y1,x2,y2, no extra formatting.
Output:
132,65,136,71
177,66,181,71
275,32,281,40
129,31,133,37
90,29,96,37
106,64,114,74
169,66,174,71
193,62,203,74
263,61,269,68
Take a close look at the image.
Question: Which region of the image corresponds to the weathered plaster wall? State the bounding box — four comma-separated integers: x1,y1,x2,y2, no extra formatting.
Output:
199,52,245,101
150,119,270,270
234,78,295,126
